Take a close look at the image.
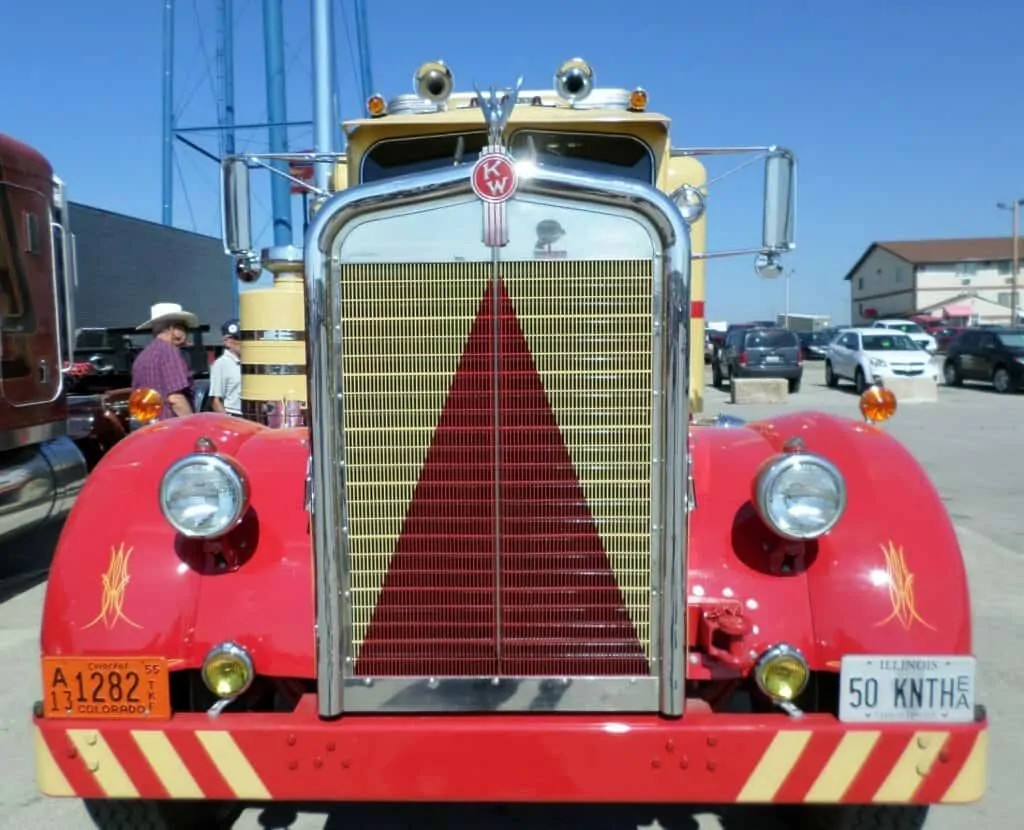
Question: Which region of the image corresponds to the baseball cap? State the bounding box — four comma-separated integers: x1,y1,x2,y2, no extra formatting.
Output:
221,319,241,338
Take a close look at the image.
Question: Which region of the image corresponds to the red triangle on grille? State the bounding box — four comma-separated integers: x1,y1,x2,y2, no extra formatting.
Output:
355,278,648,677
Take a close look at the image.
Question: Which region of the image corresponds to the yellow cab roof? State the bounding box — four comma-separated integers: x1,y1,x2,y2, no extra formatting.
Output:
342,89,672,144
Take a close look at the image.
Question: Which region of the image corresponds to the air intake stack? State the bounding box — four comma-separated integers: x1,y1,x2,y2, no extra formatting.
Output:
239,244,307,427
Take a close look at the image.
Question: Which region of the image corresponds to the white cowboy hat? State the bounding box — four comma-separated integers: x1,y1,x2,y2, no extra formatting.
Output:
136,302,199,331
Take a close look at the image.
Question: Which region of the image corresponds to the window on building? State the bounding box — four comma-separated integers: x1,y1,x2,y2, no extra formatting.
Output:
997,291,1019,307
998,261,1011,275
857,277,864,290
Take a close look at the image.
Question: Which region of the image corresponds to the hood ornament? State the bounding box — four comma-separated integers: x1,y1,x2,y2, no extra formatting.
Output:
471,78,523,248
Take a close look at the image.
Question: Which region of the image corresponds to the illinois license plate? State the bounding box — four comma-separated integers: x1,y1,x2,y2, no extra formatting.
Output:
41,656,171,720
838,655,976,723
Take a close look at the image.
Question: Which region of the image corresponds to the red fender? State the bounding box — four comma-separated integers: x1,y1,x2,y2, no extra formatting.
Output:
689,410,971,675
42,409,970,684
40,414,316,679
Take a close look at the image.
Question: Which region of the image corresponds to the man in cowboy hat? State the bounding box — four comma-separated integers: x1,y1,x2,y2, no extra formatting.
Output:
131,302,198,420
209,318,242,416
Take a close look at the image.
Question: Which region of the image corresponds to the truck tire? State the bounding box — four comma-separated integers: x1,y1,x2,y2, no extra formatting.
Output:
84,799,243,830
797,805,929,830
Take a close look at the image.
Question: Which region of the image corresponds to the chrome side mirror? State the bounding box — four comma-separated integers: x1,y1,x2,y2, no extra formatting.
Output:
763,148,796,253
755,252,784,279
221,158,253,257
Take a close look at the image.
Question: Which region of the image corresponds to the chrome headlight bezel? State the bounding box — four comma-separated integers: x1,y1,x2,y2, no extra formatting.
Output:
201,641,255,699
158,452,250,539
753,451,847,541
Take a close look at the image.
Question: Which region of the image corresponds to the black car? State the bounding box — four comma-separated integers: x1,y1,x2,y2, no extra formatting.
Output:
798,328,838,360
943,327,1024,393
712,327,803,393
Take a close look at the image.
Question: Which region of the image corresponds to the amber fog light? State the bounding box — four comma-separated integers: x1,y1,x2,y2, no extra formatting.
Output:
201,642,254,698
754,643,809,702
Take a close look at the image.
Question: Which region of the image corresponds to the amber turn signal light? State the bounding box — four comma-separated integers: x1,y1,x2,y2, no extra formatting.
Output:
628,87,648,112
128,387,163,423
859,385,897,423
366,93,387,117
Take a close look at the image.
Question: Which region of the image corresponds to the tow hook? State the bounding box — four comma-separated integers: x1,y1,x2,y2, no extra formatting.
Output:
698,604,754,670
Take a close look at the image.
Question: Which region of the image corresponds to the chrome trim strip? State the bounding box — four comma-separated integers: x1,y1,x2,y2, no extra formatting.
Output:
239,328,305,342
305,161,691,719
240,364,306,376
341,676,657,713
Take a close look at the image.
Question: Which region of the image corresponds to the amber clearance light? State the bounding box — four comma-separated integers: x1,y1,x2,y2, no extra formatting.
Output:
128,387,163,423
628,87,648,112
859,384,898,423
366,93,387,117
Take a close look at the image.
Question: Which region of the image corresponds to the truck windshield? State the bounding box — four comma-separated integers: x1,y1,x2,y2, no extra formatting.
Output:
508,130,654,183
360,131,491,182
360,130,655,184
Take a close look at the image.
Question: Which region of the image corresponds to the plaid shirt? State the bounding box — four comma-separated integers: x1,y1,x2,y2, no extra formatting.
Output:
131,338,194,420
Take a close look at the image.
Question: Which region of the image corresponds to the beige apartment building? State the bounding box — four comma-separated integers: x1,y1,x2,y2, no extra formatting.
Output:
844,237,1021,326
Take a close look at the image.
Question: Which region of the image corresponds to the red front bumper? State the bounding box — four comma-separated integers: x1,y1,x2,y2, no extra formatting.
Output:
35,696,987,805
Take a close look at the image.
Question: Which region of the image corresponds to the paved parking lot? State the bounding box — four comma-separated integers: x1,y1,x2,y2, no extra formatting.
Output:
0,361,1017,829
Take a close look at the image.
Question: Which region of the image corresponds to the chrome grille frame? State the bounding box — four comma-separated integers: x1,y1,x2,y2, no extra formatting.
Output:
305,162,691,718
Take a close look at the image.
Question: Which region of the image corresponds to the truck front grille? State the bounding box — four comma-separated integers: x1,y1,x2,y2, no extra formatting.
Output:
338,258,655,678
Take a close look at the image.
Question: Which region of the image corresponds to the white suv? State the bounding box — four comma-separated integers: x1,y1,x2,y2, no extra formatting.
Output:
825,328,940,393
869,319,938,353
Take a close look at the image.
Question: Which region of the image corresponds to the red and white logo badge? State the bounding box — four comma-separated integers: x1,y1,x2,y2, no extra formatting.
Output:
471,151,518,204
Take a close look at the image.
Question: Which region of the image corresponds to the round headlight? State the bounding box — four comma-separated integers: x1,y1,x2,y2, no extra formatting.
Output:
754,643,809,702
753,451,846,540
159,453,249,538
670,184,706,224
201,642,254,698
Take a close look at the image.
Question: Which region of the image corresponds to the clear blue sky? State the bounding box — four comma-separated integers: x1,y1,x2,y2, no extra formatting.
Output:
3,0,1021,325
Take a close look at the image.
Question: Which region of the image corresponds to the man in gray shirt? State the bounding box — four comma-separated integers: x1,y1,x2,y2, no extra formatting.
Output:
209,318,242,416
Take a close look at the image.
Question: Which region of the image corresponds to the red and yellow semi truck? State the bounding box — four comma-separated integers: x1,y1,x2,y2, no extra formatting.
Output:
33,59,985,830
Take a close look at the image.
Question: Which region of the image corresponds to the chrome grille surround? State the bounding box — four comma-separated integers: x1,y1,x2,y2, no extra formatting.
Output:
305,163,691,717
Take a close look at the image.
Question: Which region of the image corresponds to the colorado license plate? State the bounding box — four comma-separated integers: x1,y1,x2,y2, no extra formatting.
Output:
41,656,171,720
838,655,976,723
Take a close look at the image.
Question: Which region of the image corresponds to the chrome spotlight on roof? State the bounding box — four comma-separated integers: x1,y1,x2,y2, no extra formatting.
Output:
414,60,454,104
554,58,594,104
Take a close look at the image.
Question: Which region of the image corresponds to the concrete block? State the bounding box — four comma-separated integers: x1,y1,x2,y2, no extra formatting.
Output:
731,378,788,404
882,377,939,403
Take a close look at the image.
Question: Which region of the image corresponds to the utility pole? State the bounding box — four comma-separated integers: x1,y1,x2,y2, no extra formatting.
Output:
997,199,1022,329
784,268,794,328
161,0,175,225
